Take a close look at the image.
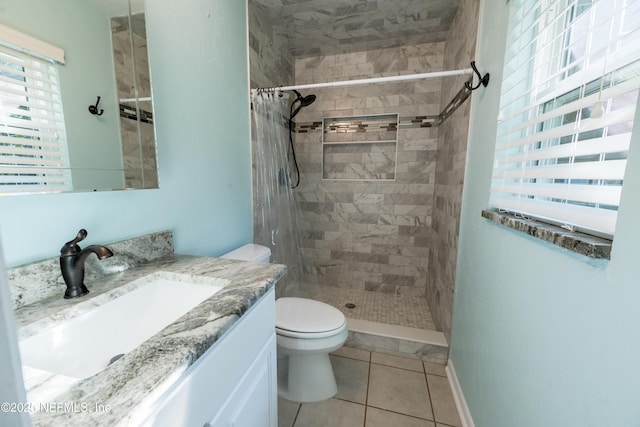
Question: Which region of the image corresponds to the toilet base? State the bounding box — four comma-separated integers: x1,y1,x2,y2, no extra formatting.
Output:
277,352,337,402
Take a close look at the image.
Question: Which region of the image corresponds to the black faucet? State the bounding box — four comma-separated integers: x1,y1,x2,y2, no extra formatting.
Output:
60,229,114,299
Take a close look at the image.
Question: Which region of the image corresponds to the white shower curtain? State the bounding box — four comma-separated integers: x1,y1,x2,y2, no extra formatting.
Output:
251,91,304,292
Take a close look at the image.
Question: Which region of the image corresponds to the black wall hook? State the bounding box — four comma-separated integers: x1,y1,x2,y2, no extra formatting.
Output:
88,96,104,116
465,61,490,91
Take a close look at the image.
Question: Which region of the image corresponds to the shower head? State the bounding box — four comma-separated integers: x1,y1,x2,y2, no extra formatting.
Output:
293,90,316,107
290,90,316,118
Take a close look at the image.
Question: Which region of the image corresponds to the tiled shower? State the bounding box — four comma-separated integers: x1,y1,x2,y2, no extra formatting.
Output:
111,13,158,189
292,45,442,297
249,0,479,346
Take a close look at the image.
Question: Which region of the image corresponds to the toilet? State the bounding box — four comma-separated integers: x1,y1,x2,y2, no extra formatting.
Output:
221,244,348,402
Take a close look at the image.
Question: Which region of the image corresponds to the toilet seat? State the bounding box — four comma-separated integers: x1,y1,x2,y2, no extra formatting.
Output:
276,323,346,339
276,297,346,338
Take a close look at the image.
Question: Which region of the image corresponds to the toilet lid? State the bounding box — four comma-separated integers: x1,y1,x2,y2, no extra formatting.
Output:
276,297,346,333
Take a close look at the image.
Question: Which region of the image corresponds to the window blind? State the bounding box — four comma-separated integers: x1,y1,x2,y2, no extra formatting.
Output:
0,24,65,65
0,40,71,193
490,0,640,238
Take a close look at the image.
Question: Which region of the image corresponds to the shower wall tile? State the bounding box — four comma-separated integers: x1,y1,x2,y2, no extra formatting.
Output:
111,22,158,189
248,1,294,89
427,0,479,343
253,0,458,58
293,42,444,298
248,1,297,297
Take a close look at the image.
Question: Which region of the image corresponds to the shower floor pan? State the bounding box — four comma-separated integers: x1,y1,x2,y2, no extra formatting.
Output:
290,285,448,363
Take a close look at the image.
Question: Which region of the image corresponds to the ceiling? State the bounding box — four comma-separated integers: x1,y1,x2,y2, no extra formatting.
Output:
252,0,460,58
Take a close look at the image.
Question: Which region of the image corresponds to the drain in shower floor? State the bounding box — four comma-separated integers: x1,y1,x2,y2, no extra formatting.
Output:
345,303,356,309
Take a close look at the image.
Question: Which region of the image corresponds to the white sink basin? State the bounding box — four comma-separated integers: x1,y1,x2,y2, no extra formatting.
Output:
19,273,228,379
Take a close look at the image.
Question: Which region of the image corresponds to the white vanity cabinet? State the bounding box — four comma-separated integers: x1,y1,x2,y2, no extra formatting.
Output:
140,288,277,427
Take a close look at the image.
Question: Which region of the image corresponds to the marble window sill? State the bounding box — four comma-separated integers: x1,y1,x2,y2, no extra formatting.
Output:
481,209,612,260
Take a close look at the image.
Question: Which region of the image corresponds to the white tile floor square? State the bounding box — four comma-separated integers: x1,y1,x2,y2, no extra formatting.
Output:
278,346,461,427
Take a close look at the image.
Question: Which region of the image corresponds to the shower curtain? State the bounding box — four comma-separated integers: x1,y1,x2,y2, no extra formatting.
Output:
251,91,304,293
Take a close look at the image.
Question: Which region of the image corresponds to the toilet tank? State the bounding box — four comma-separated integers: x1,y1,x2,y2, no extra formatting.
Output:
220,244,271,263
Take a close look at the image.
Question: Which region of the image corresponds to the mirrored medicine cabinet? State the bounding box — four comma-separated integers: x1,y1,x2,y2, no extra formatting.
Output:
0,0,158,195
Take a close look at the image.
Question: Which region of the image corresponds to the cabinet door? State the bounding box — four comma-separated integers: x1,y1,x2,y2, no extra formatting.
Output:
207,333,277,427
139,289,276,427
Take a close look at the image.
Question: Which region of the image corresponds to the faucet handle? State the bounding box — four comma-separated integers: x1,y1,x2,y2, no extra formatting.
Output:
60,229,88,256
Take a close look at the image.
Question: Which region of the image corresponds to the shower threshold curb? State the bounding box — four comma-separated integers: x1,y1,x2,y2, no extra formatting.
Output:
347,318,447,346
345,318,449,364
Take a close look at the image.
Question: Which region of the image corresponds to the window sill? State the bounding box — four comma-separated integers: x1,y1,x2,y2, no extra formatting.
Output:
481,210,612,260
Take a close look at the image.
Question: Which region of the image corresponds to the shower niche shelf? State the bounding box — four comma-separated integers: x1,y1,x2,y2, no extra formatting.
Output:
322,114,398,181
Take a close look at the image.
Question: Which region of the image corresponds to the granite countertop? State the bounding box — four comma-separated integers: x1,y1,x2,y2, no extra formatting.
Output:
13,254,287,427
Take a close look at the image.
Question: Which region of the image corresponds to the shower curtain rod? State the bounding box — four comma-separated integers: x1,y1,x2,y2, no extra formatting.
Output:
252,67,474,93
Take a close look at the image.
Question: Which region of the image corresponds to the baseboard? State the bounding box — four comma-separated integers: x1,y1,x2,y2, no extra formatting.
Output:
446,359,475,427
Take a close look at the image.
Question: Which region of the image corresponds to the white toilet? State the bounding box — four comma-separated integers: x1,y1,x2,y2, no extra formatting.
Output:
221,244,348,402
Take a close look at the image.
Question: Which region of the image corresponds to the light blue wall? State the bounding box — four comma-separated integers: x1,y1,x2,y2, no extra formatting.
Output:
0,0,253,267
451,1,640,426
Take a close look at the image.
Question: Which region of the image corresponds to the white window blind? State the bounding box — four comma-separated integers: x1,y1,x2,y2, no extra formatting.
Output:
0,24,65,65
490,0,640,238
0,33,71,193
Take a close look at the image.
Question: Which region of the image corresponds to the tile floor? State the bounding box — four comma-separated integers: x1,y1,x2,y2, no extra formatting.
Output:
278,346,461,427
292,285,437,330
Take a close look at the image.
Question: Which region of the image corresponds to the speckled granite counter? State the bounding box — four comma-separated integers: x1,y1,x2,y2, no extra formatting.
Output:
13,254,286,427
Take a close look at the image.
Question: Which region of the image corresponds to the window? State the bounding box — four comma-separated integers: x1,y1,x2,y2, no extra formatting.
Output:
490,0,640,238
0,25,71,193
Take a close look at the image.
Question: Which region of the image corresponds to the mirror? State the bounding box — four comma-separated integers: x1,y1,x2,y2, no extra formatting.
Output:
0,0,158,194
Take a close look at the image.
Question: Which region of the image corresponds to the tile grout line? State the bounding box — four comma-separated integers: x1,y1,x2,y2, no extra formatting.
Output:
363,350,372,427
369,361,427,374
333,352,447,376
365,405,441,423
425,369,436,424
333,396,368,408
290,402,302,427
